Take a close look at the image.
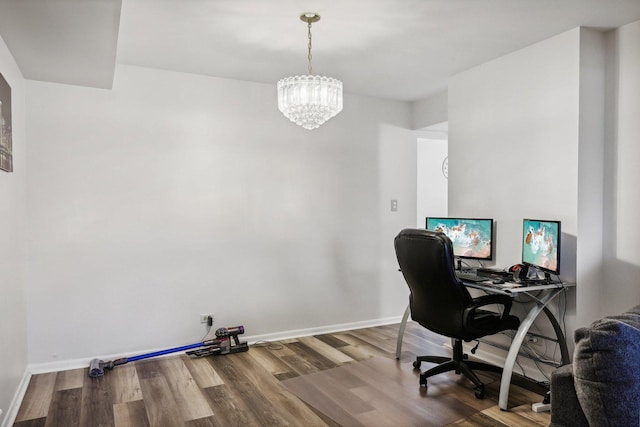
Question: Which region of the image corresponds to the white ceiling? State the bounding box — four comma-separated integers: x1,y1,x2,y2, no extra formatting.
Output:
1,0,640,101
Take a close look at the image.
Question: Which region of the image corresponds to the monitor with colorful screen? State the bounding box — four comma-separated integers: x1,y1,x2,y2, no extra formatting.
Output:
425,217,494,261
521,218,561,276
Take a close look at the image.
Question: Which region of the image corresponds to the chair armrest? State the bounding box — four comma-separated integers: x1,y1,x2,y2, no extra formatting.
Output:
465,294,514,320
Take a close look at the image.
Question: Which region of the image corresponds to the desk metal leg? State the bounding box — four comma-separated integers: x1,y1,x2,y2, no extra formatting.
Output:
498,288,565,410
396,303,411,359
541,305,570,365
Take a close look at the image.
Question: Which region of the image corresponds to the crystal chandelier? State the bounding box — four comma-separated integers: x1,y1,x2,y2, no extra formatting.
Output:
277,13,343,130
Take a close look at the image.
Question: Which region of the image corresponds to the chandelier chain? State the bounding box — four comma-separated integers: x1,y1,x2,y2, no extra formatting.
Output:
307,21,313,75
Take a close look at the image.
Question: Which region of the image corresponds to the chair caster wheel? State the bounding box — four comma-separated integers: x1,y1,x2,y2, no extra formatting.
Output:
474,385,485,399
419,373,427,387
413,360,421,369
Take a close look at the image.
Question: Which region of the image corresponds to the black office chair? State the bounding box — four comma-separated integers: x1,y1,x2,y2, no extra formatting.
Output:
394,228,520,398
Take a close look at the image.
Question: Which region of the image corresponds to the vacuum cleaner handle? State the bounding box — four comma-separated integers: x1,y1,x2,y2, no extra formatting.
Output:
88,343,203,377
88,325,247,377
127,343,204,362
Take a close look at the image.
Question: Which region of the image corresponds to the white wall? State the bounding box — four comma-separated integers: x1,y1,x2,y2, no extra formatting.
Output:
576,29,606,323
448,29,583,379
416,135,448,227
25,65,417,368
0,35,28,424
449,29,580,278
411,90,447,130
448,23,640,377
602,20,640,317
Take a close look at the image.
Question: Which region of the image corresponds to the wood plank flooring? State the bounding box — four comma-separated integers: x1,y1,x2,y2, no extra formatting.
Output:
13,322,550,426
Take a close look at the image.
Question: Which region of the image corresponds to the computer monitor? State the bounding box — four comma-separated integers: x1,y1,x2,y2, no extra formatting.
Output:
425,217,494,261
521,218,561,277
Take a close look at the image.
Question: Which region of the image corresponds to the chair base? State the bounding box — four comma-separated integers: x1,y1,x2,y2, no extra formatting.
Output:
413,339,503,399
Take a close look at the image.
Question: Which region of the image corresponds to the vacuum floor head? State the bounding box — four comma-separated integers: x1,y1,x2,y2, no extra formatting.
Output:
88,358,104,377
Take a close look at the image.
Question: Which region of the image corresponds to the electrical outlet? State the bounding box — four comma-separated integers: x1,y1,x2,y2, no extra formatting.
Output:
200,314,214,324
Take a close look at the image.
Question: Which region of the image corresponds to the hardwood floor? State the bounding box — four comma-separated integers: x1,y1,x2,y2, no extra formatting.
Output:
13,322,550,426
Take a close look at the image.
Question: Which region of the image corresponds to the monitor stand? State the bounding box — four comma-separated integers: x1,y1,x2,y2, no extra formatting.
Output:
456,258,477,273
520,267,556,285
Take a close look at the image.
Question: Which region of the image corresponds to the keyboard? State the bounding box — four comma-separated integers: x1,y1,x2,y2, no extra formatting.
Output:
455,271,488,282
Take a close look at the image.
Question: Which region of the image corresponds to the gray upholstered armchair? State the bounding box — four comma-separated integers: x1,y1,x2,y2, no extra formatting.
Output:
550,305,640,427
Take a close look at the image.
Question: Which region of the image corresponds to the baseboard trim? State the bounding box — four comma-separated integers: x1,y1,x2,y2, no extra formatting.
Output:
27,316,404,375
245,315,403,345
29,357,103,375
1,369,31,427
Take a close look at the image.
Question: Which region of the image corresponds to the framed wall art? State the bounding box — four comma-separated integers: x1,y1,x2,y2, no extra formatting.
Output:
0,72,12,172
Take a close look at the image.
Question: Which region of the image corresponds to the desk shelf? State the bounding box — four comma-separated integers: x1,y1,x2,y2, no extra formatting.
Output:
474,336,563,369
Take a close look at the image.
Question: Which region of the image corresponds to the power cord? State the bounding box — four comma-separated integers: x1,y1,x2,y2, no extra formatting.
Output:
252,340,284,351
199,315,214,341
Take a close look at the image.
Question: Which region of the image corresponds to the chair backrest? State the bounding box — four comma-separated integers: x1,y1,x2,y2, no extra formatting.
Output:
394,228,473,338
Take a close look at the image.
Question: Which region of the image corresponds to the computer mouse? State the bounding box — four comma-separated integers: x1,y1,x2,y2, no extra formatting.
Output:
492,278,505,284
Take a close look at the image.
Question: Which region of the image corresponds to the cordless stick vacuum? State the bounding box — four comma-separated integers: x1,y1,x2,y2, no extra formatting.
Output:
88,325,248,377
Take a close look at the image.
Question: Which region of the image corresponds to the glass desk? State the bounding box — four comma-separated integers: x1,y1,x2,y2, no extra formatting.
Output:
395,280,575,411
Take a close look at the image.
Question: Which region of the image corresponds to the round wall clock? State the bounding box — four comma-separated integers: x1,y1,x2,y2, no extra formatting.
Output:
442,156,448,179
